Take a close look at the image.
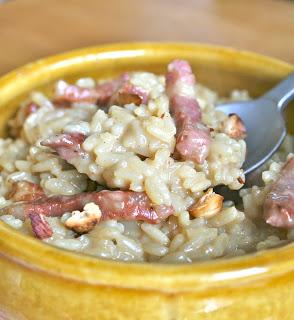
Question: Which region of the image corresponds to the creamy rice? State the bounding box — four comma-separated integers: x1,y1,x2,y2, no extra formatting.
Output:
0,65,293,263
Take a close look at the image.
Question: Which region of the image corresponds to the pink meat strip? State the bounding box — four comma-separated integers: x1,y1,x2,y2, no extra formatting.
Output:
263,157,294,228
6,181,51,239
110,79,149,106
1,191,174,239
41,132,88,162
7,181,45,202
23,102,40,117
29,212,53,239
166,60,211,164
41,132,97,182
54,76,124,106
55,73,148,107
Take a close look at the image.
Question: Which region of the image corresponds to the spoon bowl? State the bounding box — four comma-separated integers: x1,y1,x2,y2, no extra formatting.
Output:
215,73,294,203
217,73,294,175
218,98,286,175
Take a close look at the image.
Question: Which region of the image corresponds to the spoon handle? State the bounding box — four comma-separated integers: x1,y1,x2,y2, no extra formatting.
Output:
262,73,294,111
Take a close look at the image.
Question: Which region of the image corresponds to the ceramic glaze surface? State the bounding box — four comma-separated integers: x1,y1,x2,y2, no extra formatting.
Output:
0,43,293,320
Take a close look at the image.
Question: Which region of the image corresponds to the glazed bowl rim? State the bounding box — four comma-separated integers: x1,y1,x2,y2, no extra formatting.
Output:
0,42,293,294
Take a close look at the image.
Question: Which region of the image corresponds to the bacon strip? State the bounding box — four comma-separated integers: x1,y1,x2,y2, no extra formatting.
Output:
263,157,294,228
166,60,211,164
41,132,88,162
113,83,148,106
29,212,53,239
23,102,40,117
9,102,40,137
41,132,97,182
54,78,123,106
54,73,148,108
7,181,45,202
6,181,50,239
111,81,149,106
1,191,173,239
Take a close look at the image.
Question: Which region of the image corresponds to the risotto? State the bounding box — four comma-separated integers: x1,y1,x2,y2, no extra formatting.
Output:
0,60,293,263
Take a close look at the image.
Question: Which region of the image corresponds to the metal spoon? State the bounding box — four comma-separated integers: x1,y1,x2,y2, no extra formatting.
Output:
215,73,294,201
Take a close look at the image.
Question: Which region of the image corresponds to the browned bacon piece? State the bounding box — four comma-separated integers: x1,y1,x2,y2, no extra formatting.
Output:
96,191,173,223
7,181,45,202
109,73,149,106
263,157,294,228
23,102,40,117
2,191,174,239
29,212,53,239
9,102,40,137
41,131,103,185
111,81,149,106
6,181,50,239
41,132,88,162
54,73,148,108
1,190,173,226
54,78,123,106
41,132,96,181
166,60,211,164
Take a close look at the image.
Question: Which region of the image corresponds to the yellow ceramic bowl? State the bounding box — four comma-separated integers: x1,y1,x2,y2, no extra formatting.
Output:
0,43,293,320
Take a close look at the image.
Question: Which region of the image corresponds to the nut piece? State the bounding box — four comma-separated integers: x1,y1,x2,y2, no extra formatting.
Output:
117,92,143,106
189,188,224,219
222,113,247,140
65,202,102,234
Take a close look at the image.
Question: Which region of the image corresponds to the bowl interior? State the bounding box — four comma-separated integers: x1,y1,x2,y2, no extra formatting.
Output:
0,43,293,136
0,42,293,292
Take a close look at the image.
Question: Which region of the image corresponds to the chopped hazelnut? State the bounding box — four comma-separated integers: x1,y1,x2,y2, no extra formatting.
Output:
65,202,102,234
189,188,224,219
222,113,246,140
